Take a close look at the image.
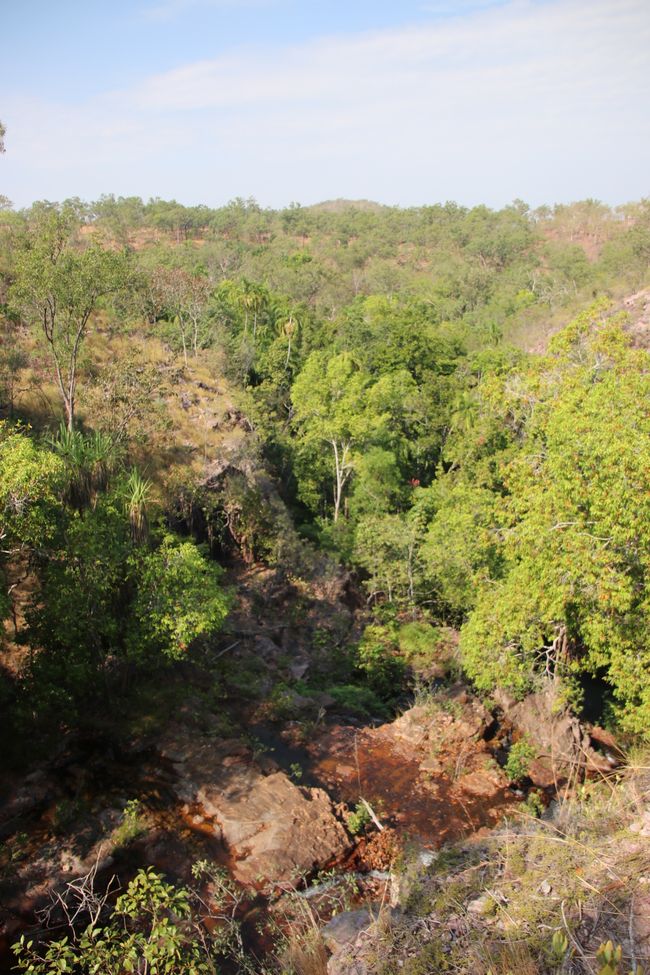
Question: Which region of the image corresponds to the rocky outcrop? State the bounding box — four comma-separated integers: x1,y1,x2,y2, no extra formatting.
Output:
493,684,615,787
160,727,350,887
386,686,492,750
302,687,516,846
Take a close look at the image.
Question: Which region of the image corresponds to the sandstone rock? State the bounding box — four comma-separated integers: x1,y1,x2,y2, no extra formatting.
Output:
254,635,283,662
326,911,394,975
467,892,496,916
0,771,58,833
199,770,350,886
455,762,508,798
160,725,350,887
328,950,370,975
386,688,491,753
288,658,310,680
629,812,650,837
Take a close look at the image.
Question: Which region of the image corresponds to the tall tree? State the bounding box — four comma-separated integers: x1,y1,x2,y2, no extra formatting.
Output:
292,352,385,521
150,265,211,364
10,210,129,430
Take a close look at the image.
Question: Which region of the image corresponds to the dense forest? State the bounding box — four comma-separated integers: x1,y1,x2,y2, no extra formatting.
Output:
1,193,650,974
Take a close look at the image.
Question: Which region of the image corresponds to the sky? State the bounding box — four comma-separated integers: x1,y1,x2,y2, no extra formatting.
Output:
1,0,649,210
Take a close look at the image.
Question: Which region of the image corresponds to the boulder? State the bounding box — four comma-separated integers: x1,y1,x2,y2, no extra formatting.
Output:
455,761,508,798
198,769,350,886
386,687,492,753
160,725,350,887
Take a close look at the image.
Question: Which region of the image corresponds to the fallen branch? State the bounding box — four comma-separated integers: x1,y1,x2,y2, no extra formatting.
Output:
213,640,240,660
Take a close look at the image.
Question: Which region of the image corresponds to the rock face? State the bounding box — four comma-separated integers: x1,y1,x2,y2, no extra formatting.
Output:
199,769,350,886
160,728,350,887
493,684,615,787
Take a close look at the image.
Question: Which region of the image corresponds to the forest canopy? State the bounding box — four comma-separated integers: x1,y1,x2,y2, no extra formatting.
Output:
0,194,649,740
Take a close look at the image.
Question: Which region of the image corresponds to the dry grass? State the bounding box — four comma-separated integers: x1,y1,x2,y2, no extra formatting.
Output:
338,755,650,975
278,930,329,975
471,938,541,975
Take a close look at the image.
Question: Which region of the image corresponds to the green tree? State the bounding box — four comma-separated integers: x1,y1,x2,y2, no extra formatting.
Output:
150,264,211,364
0,423,64,624
292,351,376,521
128,534,231,661
454,307,650,729
9,210,130,429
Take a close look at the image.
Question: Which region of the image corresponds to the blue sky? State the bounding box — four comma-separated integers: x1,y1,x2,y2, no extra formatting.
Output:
1,0,649,209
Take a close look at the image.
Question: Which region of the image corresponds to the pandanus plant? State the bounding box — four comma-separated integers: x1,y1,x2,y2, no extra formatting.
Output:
50,423,121,510
123,468,153,544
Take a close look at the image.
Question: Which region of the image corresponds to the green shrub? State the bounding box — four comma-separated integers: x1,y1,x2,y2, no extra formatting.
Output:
356,625,407,701
346,802,372,835
504,739,536,782
326,684,389,719
112,798,146,847
13,867,215,974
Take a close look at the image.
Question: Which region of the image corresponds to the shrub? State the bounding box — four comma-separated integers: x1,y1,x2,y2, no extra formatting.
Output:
504,739,536,782
326,684,389,719
356,625,407,701
13,867,214,974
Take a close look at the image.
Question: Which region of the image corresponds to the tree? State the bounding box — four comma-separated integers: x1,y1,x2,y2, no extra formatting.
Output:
79,348,166,444
354,512,421,606
0,423,64,625
127,534,231,661
150,265,211,364
449,308,650,730
9,210,129,430
292,352,376,521
0,120,5,153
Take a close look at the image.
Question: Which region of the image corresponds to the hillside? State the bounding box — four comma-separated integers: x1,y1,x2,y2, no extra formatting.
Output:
0,197,649,974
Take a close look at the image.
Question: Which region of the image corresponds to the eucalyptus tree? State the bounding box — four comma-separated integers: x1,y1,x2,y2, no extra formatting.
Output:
10,209,130,430
150,265,211,364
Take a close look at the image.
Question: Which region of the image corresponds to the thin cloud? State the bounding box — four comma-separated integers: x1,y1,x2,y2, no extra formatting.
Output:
2,0,649,207
418,0,509,16
142,0,276,23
